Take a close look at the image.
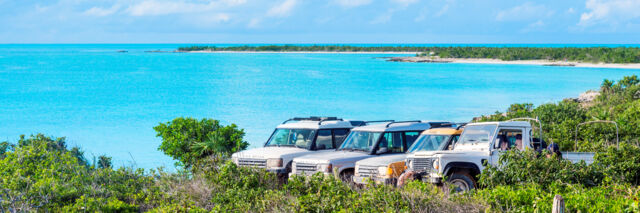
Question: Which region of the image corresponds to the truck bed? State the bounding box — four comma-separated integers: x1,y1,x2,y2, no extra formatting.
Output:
561,152,595,164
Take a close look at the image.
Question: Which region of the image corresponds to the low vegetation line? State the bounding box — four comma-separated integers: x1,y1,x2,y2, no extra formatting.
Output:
177,45,640,64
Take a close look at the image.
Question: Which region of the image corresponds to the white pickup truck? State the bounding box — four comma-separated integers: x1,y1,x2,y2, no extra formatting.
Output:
407,120,596,192
353,127,463,185
290,121,454,181
231,117,365,179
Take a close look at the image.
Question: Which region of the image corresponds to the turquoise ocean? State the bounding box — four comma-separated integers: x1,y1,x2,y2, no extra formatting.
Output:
1,44,639,169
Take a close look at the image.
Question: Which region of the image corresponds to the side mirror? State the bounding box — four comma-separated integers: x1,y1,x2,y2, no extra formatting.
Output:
376,147,389,154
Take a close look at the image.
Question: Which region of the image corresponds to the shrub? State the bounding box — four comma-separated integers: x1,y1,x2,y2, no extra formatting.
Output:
154,117,248,168
593,143,640,185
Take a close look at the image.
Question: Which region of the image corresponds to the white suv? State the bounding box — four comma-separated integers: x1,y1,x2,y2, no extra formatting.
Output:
231,117,365,179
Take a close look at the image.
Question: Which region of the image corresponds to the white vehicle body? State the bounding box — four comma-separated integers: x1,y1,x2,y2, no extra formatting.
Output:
408,121,595,191
355,127,463,185
290,121,453,181
231,117,364,177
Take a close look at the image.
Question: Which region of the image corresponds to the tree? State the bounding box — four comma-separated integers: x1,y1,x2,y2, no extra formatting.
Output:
154,117,248,168
97,155,112,169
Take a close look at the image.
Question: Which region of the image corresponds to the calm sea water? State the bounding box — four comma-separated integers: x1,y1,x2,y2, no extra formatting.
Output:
1,44,639,169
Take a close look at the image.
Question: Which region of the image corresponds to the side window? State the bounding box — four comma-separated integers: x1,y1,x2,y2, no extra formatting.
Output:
378,132,404,153
315,130,333,150
404,132,421,148
333,129,349,147
493,129,524,151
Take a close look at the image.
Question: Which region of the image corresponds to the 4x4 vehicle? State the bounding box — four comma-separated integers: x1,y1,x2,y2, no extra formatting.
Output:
407,119,596,192
231,117,365,179
353,127,463,185
289,121,454,181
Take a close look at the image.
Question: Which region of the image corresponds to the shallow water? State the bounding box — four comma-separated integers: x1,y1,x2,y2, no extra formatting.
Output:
1,44,638,169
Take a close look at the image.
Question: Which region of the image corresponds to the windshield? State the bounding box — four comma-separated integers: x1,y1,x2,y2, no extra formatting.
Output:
338,131,381,152
408,134,452,153
457,124,497,145
265,128,316,149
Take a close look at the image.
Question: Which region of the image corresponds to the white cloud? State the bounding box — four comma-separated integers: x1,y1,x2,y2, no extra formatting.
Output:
520,20,545,32
267,0,298,17
567,7,575,14
126,0,245,16
84,5,120,17
434,4,449,17
391,0,418,7
332,0,372,8
127,1,204,16
248,17,262,28
371,10,394,24
579,0,640,26
496,2,554,21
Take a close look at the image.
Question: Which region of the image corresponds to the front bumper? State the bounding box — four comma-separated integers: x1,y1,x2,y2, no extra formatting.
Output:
288,171,331,178
424,176,443,184
353,175,396,185
267,167,289,174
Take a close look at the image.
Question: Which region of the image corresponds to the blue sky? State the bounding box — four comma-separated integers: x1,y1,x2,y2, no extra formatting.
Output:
1,0,639,43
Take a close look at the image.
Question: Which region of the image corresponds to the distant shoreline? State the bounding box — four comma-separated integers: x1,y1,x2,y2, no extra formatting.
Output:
387,56,640,69
178,50,418,54
176,50,640,69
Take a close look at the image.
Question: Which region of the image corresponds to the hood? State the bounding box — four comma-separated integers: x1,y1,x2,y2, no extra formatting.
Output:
356,154,407,167
294,150,371,164
232,146,313,159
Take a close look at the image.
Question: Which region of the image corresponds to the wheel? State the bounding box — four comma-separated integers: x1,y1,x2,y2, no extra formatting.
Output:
340,170,354,183
447,173,476,193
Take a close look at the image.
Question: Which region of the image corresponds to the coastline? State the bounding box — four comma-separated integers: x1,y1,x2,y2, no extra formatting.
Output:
388,56,640,69
178,50,418,54
177,50,640,69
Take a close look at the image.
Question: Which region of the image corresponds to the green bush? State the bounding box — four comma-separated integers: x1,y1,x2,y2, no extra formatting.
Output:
154,117,248,168
593,143,640,185
479,149,603,188
475,183,640,212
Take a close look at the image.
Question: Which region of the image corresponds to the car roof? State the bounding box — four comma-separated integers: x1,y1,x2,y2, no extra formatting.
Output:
276,118,365,129
352,120,453,132
467,121,532,128
422,127,463,135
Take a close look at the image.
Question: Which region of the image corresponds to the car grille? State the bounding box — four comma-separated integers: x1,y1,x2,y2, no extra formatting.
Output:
411,158,432,173
295,162,318,175
238,158,267,168
357,165,378,178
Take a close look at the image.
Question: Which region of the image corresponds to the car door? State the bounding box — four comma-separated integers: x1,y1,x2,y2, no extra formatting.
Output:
489,127,525,165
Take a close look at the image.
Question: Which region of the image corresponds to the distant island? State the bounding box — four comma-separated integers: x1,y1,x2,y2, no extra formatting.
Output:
176,45,640,69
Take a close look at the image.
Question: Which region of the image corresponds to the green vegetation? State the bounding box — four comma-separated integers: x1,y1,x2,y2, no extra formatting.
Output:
477,75,640,152
154,117,248,168
2,76,640,212
177,45,640,63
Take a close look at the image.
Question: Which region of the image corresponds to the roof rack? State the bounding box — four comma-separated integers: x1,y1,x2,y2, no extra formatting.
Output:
364,120,395,124
455,122,468,130
348,120,367,127
282,116,342,124
386,120,421,128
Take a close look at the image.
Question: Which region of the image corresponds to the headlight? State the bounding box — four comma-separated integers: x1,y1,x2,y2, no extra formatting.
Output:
406,159,413,169
267,158,283,168
432,159,440,171
378,166,389,176
317,163,333,173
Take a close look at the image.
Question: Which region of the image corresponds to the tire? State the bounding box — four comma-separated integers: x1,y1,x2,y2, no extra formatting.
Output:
340,170,354,183
447,173,476,193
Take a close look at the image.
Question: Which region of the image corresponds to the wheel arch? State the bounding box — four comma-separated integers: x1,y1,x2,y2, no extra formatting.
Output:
443,162,481,179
